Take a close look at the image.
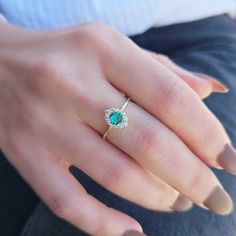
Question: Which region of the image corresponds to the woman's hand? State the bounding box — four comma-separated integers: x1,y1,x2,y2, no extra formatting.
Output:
0,21,234,236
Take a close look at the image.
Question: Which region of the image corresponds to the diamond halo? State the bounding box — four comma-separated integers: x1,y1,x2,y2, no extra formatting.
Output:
104,108,128,129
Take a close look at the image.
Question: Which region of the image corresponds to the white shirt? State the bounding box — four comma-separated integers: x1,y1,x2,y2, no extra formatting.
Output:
0,0,236,35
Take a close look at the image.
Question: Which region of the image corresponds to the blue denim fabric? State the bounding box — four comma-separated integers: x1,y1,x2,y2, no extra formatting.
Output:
20,15,236,236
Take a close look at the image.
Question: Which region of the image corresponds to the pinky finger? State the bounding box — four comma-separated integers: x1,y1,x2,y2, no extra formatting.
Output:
145,50,228,99
2,136,142,236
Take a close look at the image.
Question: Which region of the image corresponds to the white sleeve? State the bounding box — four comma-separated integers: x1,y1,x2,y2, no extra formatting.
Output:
0,14,7,22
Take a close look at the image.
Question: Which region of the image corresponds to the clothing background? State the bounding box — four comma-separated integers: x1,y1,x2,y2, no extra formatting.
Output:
0,0,236,35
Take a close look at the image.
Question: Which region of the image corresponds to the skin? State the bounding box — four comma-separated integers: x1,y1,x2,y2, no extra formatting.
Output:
0,21,234,236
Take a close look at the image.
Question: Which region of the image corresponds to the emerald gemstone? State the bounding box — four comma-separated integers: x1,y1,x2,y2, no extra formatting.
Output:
109,111,123,125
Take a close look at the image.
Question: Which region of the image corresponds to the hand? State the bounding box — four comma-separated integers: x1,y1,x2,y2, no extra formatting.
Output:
0,21,234,236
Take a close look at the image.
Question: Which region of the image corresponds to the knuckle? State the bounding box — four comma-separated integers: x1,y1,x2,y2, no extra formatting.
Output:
102,160,133,191
135,125,165,165
160,78,191,119
49,194,76,219
136,125,158,156
69,23,98,45
94,223,112,236
75,84,90,104
29,56,58,80
83,21,112,34
182,168,210,199
71,21,121,59
79,21,110,33
193,121,215,149
192,119,226,164
27,55,75,98
183,175,199,197
27,56,60,93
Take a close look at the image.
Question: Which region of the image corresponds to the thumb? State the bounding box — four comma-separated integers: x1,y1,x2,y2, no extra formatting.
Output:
145,51,229,99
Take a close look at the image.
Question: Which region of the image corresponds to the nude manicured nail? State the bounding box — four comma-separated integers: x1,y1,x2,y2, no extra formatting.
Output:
217,144,236,175
171,195,193,212
122,230,147,236
193,73,229,93
206,78,229,93
203,186,233,215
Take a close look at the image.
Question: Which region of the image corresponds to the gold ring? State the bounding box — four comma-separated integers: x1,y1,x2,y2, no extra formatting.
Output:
103,97,130,139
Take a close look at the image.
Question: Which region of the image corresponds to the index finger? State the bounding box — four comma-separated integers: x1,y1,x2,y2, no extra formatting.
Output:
103,34,236,174
3,136,142,236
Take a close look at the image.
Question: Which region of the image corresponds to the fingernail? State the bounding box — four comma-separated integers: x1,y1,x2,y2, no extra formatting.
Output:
122,230,148,236
193,73,229,93
207,78,229,93
217,144,236,175
171,195,193,212
203,186,233,215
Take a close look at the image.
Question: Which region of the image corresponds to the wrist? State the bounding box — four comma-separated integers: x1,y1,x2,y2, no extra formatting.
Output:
0,22,39,84
0,20,28,34
0,21,38,50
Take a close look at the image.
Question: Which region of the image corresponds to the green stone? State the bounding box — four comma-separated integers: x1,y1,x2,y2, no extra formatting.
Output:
109,111,123,125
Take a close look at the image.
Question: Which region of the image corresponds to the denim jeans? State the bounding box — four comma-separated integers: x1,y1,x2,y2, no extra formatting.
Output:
3,14,236,236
